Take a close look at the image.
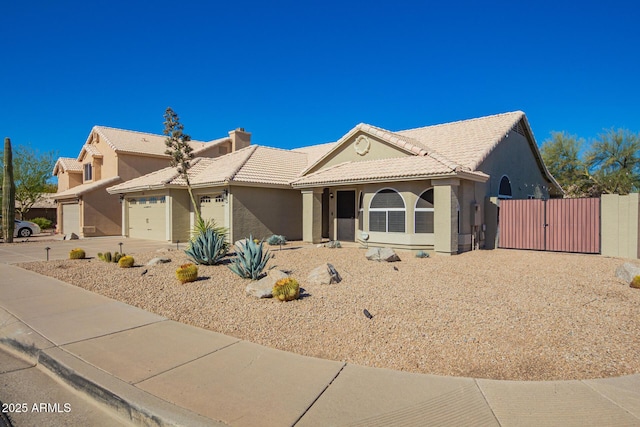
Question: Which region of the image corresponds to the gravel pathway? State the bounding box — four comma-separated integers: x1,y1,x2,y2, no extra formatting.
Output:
18,244,640,381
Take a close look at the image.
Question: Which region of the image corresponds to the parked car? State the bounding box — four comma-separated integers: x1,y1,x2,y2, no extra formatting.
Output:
0,216,42,237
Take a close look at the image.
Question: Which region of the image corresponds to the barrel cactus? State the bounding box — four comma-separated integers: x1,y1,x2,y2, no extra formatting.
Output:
272,277,300,302
69,248,85,259
176,263,198,284
631,275,640,289
118,255,135,268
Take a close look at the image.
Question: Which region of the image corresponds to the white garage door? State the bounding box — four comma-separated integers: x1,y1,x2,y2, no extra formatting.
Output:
62,203,80,235
200,194,226,228
128,196,167,241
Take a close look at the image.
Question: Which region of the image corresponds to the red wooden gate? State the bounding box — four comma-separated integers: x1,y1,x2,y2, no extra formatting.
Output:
499,198,600,254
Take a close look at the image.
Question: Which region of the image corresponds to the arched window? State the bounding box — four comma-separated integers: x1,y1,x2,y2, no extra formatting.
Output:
415,189,434,233
369,189,405,232
358,191,364,231
498,175,512,199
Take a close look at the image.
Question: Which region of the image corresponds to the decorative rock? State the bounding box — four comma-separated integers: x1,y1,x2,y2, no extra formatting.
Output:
64,233,79,240
365,247,400,262
245,269,289,298
307,263,342,285
146,257,171,266
325,241,342,249
615,262,640,284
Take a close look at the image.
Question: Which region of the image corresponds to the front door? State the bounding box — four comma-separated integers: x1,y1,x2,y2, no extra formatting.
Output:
336,190,356,241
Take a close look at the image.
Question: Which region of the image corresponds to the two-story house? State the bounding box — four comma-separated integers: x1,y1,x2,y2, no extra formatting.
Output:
53,126,250,237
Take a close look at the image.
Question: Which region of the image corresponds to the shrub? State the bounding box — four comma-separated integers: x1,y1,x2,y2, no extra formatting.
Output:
631,275,640,289
31,217,52,230
176,263,198,284
118,255,135,268
272,277,300,302
228,235,273,280
266,235,287,246
185,228,228,265
69,248,85,259
415,250,430,258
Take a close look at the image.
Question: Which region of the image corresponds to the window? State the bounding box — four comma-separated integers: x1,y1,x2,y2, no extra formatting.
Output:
139,198,147,205
358,192,364,231
84,163,92,181
200,196,212,204
149,197,158,204
415,189,434,233
369,189,405,232
129,198,137,205
498,175,512,199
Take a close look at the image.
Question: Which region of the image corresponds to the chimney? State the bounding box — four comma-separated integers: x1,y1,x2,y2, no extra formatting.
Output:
229,128,251,152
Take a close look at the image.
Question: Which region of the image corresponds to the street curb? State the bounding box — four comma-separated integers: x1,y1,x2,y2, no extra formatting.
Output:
0,333,226,426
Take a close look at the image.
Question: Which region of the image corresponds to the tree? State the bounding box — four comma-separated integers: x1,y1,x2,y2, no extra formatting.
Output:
585,129,640,195
163,107,201,222
540,132,591,197
0,145,57,219
2,138,15,242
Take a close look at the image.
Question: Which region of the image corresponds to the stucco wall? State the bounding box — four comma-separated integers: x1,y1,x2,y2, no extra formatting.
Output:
231,186,302,242
478,131,553,199
308,132,410,174
601,193,640,259
117,154,171,182
57,171,82,192
81,189,122,236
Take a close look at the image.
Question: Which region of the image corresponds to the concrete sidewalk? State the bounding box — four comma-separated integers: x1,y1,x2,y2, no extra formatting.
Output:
1,241,640,426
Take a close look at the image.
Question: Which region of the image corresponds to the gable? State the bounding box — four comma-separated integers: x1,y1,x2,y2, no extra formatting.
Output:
305,131,414,175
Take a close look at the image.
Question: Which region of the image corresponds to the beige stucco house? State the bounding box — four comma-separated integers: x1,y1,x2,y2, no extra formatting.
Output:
107,111,562,254
53,126,251,237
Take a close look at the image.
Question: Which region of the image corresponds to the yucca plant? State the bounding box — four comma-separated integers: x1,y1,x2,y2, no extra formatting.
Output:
191,217,227,241
185,228,228,265
228,235,273,280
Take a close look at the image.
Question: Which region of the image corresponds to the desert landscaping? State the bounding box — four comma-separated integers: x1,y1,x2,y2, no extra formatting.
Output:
18,244,640,381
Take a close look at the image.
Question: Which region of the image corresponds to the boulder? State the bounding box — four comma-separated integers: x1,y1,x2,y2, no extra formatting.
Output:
64,233,79,240
245,269,289,298
615,262,640,284
365,247,400,262
147,257,171,266
325,241,342,249
307,263,342,285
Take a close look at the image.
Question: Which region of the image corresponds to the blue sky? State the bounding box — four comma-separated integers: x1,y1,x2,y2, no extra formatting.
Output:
2,0,638,167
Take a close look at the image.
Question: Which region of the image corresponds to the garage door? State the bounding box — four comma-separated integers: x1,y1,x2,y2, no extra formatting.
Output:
200,194,226,228
128,196,167,240
62,203,80,235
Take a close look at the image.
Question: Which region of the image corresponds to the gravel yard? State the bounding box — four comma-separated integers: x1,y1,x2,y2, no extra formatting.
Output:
17,244,640,381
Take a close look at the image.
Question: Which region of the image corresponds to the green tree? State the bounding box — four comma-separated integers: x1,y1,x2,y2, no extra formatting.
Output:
163,107,201,222
2,138,15,242
540,132,590,196
585,129,640,195
0,145,57,219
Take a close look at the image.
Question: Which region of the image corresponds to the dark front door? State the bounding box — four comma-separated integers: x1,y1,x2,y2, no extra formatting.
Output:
336,190,356,241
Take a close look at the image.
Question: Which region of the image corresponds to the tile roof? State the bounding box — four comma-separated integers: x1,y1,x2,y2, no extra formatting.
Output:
53,157,82,175
54,176,122,199
292,142,337,167
396,111,525,170
292,156,488,187
108,145,310,193
77,143,103,161
91,126,228,157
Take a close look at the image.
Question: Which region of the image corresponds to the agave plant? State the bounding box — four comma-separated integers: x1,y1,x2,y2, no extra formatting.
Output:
185,228,228,265
228,235,273,279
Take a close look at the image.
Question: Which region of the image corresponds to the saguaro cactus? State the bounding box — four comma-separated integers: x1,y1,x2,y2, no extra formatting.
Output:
2,137,15,243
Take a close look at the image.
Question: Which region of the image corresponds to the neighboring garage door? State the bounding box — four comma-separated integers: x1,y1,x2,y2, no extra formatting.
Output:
200,194,226,228
128,196,167,240
62,203,80,235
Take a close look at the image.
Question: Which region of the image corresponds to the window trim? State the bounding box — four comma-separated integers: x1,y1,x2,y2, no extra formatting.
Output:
368,188,406,233
414,188,434,234
498,175,512,199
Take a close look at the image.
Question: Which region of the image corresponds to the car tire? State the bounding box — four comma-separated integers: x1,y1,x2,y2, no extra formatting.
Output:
18,228,32,237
